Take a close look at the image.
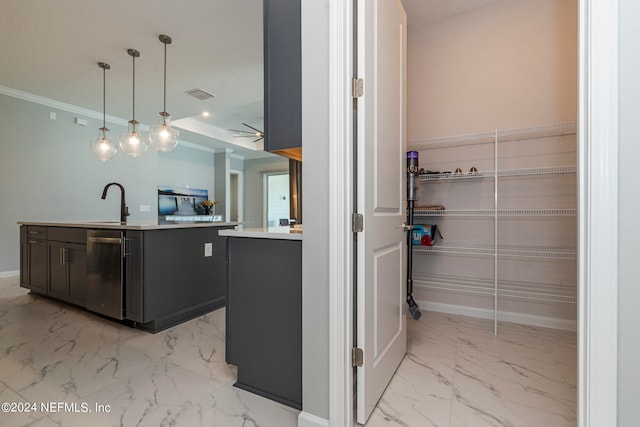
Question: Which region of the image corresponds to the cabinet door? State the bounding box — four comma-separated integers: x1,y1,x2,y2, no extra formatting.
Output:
67,243,87,306
48,241,87,306
20,228,28,289
48,241,67,300
263,0,301,154
27,239,48,294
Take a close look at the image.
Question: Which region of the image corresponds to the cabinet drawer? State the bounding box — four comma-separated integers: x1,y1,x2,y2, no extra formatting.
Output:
26,226,48,240
48,227,86,244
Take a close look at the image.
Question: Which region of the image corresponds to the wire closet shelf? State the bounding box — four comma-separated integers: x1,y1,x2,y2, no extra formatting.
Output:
408,121,578,335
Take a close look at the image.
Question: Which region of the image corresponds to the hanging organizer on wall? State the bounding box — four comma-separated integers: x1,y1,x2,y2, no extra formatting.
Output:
408,122,577,335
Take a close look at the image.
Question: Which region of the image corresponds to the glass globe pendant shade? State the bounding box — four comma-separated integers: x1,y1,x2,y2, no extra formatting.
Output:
149,112,179,151
90,127,117,161
119,120,147,157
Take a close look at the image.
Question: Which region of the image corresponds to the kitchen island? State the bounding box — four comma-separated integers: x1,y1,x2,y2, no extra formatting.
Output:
219,227,302,409
19,221,235,332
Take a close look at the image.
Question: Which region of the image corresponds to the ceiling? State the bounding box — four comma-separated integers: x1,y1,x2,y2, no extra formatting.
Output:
0,0,502,157
0,0,267,157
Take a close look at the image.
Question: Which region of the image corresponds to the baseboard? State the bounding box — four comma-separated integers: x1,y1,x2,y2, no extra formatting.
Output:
416,299,577,331
298,411,329,427
0,270,19,279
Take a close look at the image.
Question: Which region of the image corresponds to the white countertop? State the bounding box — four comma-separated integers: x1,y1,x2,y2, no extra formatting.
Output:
218,226,303,241
18,220,238,230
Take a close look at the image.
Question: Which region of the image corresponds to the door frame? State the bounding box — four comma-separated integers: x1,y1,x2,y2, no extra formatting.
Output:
577,0,618,425
325,0,619,426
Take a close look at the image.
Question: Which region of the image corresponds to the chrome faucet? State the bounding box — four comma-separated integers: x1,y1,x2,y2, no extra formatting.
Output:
101,182,130,224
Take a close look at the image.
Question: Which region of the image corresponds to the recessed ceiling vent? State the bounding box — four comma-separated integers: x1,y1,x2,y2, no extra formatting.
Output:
185,88,215,100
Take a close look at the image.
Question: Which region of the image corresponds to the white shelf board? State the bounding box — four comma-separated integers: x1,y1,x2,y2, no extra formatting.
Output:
418,165,577,181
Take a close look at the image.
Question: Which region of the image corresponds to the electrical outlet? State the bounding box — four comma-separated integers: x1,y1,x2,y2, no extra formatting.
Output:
139,205,151,212
204,242,213,257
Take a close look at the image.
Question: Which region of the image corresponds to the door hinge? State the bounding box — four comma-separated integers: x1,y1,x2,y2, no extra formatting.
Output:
352,347,364,367
352,78,364,98
352,213,364,233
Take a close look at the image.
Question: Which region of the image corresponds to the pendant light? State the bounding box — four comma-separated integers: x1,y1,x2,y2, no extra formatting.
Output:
90,62,117,161
148,34,179,151
119,49,147,157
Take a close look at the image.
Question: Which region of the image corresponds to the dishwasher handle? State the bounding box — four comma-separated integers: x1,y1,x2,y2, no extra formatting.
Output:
87,236,122,244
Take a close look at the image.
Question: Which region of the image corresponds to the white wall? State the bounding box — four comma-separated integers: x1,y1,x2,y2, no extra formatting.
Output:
407,0,578,328
301,0,331,421
0,94,215,273
617,0,640,423
407,0,578,141
158,147,215,193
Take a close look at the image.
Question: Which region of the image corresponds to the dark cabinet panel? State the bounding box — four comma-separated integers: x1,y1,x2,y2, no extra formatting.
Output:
47,229,87,306
126,227,231,332
226,236,302,409
263,0,302,160
20,226,87,306
22,226,49,294
20,227,28,289
48,241,68,300
48,227,86,244
67,243,87,306
27,239,48,294
125,230,144,323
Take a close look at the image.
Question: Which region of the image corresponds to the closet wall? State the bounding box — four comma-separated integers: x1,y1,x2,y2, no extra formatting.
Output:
407,0,578,329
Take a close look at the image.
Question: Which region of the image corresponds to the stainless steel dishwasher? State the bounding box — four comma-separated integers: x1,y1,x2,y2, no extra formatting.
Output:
86,229,124,319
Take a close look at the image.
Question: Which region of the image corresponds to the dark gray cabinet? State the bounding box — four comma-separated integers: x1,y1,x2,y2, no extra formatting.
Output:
126,226,231,332
263,0,302,160
20,225,87,306
47,227,87,306
19,223,231,333
225,236,302,409
21,226,48,294
47,241,87,306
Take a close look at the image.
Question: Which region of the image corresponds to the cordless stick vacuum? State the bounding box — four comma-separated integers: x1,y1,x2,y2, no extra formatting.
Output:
406,151,422,320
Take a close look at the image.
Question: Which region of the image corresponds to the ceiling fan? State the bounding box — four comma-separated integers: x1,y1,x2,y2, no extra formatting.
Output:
230,123,264,143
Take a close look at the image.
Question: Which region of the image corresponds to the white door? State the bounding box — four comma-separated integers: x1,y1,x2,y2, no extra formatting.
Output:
356,0,407,423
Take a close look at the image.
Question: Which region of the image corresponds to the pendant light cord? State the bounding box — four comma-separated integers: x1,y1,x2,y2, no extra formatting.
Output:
125,49,140,126
97,62,110,131
102,65,106,129
163,41,167,113
132,53,136,123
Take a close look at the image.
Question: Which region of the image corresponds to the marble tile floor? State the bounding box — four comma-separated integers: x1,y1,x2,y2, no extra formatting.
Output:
365,312,577,427
0,276,576,427
0,277,298,427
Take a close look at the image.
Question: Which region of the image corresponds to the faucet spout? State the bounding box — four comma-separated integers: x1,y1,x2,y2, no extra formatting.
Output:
101,182,130,224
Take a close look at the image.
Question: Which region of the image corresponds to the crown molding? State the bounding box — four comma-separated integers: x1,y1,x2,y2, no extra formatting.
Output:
0,85,129,127
0,85,222,155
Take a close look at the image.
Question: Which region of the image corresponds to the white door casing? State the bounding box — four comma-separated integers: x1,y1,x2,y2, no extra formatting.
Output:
324,0,617,425
356,0,408,423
